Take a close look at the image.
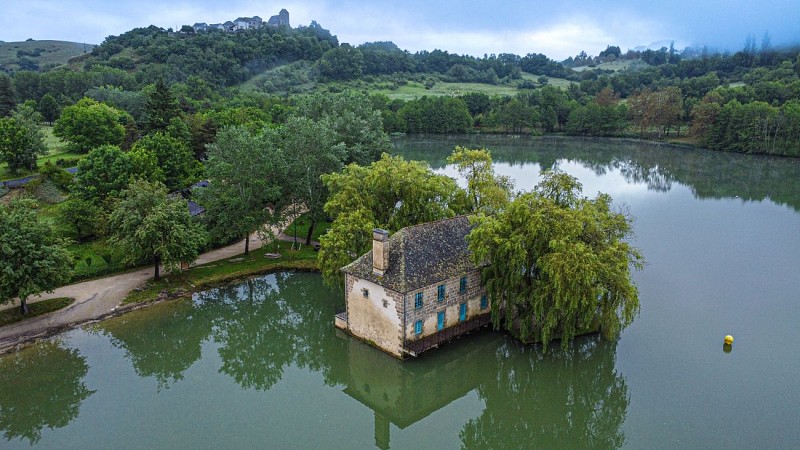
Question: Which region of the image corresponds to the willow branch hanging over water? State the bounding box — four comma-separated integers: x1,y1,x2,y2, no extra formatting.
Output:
467,170,644,350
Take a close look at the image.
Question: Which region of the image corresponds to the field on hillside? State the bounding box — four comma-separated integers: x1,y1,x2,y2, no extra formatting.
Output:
374,80,520,100
519,72,574,89
0,126,83,181
571,59,649,73
0,40,94,71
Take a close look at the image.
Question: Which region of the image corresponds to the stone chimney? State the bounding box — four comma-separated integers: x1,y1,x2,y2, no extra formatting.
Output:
372,229,389,276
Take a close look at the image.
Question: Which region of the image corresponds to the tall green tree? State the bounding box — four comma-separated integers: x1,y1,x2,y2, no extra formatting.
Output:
38,93,60,125
53,98,126,153
0,118,38,174
283,116,347,246
447,147,514,213
467,170,643,349
144,79,180,134
0,74,15,117
109,180,207,280
319,153,465,286
129,132,201,191
72,145,134,206
197,126,286,254
58,196,102,242
0,198,73,315
0,105,46,174
296,91,391,165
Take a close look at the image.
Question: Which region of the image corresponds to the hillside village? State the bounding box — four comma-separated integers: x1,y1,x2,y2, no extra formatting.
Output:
191,9,290,33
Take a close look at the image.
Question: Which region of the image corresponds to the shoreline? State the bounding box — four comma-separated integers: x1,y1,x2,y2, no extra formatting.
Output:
0,260,321,355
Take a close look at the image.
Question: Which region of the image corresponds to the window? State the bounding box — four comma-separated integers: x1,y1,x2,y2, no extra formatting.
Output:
459,276,467,293
415,292,423,309
459,302,467,321
437,311,445,330
437,284,445,302
414,320,423,335
480,295,488,310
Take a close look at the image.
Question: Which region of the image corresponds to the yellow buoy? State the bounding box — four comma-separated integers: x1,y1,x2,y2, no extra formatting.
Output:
724,335,734,345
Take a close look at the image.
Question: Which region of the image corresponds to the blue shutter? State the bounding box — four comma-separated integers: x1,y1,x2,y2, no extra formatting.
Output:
415,320,422,335
437,284,445,301
437,311,445,330
459,303,467,321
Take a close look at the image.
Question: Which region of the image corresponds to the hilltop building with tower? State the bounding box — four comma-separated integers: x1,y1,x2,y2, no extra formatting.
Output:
192,9,289,33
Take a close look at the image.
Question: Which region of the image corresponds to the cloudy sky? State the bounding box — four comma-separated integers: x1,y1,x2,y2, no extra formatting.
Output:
2,0,798,60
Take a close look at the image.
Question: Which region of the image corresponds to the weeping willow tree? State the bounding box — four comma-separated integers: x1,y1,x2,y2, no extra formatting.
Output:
318,153,466,287
467,170,643,349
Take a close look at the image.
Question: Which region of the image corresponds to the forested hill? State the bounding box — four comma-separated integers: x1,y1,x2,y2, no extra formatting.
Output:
3,19,800,157
80,23,572,88
87,23,340,87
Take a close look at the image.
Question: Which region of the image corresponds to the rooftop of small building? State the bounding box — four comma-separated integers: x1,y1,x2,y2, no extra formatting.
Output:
342,216,479,294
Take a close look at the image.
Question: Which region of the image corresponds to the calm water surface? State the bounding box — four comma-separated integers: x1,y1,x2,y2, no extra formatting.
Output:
2,136,799,449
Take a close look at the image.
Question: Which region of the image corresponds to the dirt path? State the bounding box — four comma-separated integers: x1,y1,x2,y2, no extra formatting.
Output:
0,217,295,353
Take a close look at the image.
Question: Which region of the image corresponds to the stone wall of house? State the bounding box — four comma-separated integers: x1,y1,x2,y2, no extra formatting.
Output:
345,274,405,357
403,268,488,341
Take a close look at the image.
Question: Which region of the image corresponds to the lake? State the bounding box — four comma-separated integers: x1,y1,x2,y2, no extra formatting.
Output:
2,135,799,448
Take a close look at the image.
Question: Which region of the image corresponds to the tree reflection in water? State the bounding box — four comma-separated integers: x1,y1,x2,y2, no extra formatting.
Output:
196,272,347,391
94,271,629,447
394,135,800,211
0,341,94,445
101,299,215,390
460,336,628,449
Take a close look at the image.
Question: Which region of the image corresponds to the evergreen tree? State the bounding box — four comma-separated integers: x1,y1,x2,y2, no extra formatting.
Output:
0,74,16,117
144,79,180,134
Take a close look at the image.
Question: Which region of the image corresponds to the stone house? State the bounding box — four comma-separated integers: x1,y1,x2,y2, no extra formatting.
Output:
335,216,491,358
267,9,291,27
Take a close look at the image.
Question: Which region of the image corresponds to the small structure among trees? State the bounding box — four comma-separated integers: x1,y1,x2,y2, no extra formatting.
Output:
327,148,643,355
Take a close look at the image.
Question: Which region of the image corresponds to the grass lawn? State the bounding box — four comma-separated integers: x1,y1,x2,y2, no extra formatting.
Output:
67,238,129,281
124,245,320,304
283,213,331,243
0,297,74,327
519,72,574,89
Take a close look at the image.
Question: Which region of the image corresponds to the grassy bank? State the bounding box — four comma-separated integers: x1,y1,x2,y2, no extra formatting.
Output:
0,297,74,327
124,245,320,304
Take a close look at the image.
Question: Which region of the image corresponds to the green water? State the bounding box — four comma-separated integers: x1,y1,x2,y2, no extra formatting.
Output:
2,136,800,448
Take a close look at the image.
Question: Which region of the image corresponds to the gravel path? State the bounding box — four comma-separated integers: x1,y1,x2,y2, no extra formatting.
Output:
0,217,295,353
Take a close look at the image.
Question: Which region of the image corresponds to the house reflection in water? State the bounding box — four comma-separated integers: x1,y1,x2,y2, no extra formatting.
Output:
337,329,500,449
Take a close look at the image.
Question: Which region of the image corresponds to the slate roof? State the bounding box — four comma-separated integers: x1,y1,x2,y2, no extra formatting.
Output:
342,216,478,294
187,200,205,216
